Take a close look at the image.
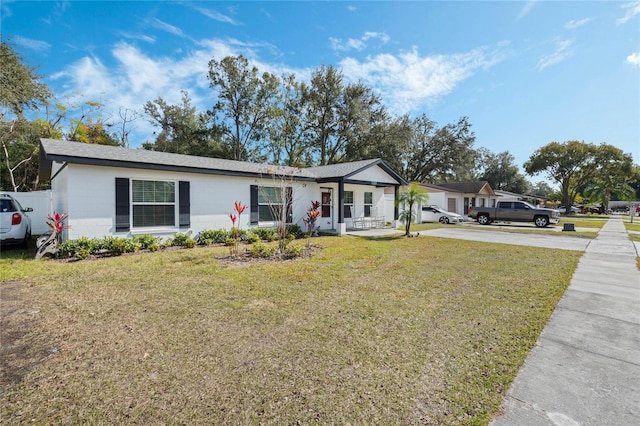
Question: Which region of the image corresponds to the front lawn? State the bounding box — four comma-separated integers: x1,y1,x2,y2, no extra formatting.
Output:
1,236,581,425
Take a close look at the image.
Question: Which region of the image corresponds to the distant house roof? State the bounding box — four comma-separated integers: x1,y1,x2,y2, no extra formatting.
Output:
421,181,496,196
495,189,524,199
39,139,407,186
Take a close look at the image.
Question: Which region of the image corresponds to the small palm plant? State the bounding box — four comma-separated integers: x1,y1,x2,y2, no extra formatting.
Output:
397,182,429,236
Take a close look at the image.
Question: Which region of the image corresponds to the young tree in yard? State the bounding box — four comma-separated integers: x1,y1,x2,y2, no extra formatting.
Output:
397,182,429,236
207,55,280,161
260,166,301,253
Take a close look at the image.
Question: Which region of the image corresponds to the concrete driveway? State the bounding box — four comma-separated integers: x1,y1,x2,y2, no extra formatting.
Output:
420,226,592,251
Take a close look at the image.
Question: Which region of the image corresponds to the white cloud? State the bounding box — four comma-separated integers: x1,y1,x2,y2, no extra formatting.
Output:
191,4,239,25
537,39,573,71
12,35,51,51
627,52,640,66
516,0,539,20
50,37,503,145
564,18,592,29
118,32,156,44
339,46,503,114
617,0,640,24
347,5,357,13
330,31,390,52
152,18,187,38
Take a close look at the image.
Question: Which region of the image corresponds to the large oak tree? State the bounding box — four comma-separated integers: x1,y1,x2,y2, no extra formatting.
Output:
524,140,632,213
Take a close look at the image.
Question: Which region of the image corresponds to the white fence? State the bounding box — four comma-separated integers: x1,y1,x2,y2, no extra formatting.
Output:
3,190,52,235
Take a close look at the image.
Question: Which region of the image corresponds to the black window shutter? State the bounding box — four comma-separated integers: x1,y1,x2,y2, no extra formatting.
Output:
285,187,293,223
179,181,190,227
115,178,130,232
250,185,259,225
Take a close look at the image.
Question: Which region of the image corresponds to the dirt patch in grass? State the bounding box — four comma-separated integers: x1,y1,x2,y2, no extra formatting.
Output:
0,281,55,396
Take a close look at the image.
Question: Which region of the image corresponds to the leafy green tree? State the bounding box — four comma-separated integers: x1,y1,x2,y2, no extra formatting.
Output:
266,74,312,166
397,182,429,236
1,118,61,191
627,165,640,201
403,115,477,183
345,114,412,176
530,181,556,198
1,40,53,191
0,40,51,116
479,151,530,194
69,117,119,146
143,91,226,157
337,82,386,163
304,65,344,165
525,141,632,214
582,145,633,210
207,55,280,161
341,85,397,162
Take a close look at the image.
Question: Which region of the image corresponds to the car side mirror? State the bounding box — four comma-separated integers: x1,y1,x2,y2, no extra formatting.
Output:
23,207,34,212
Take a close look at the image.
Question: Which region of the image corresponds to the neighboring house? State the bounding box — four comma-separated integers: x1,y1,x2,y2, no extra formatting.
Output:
38,139,407,240
419,181,498,219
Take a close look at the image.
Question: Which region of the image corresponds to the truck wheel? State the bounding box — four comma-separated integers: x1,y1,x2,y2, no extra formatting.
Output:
534,216,549,228
439,216,449,224
477,214,490,225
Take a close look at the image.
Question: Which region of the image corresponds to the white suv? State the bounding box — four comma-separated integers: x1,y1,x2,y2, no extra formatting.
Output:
0,193,33,247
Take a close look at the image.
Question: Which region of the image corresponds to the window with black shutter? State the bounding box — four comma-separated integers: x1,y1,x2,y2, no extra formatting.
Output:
115,177,130,232
179,181,190,227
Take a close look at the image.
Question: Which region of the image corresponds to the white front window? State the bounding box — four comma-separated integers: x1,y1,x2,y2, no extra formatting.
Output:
131,180,176,228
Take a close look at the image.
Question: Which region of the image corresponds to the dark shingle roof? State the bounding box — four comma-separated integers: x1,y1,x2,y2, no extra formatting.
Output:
39,139,406,185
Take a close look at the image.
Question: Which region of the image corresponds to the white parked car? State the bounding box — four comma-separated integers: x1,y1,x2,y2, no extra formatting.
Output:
0,193,33,247
421,206,464,224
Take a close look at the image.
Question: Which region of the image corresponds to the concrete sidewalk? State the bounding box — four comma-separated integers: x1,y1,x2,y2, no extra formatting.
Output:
491,215,640,425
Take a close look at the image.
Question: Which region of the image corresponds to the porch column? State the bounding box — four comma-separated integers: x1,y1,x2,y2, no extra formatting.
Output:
337,179,346,234
394,185,400,220
393,185,400,229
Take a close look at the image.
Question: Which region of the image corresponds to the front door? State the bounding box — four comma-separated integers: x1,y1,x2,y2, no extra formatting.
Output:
321,188,334,230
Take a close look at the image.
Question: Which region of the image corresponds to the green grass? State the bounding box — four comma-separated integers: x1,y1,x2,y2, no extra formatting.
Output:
1,236,581,425
558,217,607,229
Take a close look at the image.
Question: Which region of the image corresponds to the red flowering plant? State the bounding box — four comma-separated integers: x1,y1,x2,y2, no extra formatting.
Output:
229,201,247,256
47,211,69,236
35,211,69,259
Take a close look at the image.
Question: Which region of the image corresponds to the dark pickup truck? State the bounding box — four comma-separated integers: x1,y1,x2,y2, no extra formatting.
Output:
469,201,560,228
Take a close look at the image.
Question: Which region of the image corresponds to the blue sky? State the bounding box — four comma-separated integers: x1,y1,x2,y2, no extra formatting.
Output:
2,0,639,173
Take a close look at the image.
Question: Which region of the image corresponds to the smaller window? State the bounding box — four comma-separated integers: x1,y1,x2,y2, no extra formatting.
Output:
258,186,284,222
344,191,354,218
364,192,373,217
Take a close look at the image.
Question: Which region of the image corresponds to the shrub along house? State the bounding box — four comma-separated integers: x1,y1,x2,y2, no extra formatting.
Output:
38,139,407,240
